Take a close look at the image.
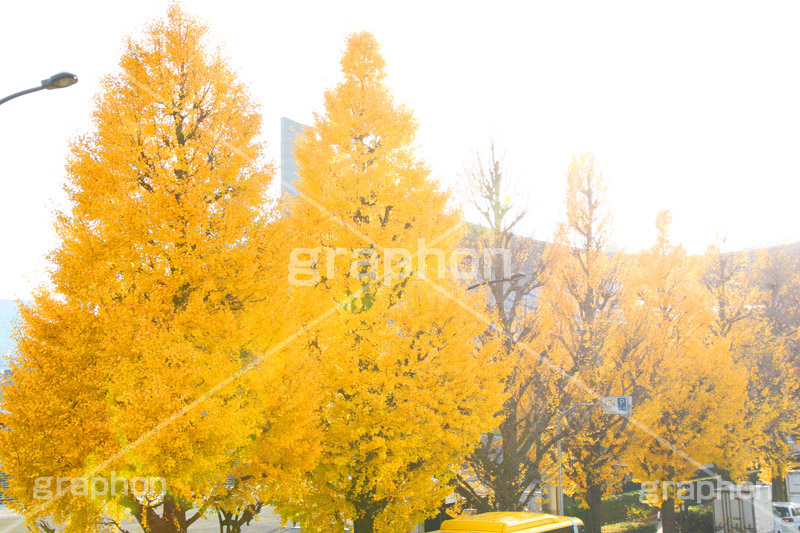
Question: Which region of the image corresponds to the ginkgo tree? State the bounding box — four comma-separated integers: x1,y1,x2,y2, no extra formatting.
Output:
453,145,558,513
623,211,746,533
751,248,800,499
702,244,798,492
0,6,316,533
274,32,507,533
536,153,650,533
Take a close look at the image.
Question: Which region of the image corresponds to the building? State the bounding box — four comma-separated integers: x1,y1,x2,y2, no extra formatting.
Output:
280,117,307,201
0,300,19,371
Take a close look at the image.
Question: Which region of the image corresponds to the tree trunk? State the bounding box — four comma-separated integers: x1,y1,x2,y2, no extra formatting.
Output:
217,502,262,533
584,484,604,533
127,494,190,533
661,497,676,533
773,466,788,502
353,513,376,533
677,501,688,533
496,399,523,511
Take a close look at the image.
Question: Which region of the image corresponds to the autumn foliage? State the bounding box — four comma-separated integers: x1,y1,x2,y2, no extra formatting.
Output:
275,32,506,533
0,6,798,533
0,6,316,533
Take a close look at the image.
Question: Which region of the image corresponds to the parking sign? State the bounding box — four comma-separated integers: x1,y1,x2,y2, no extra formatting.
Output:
601,396,633,415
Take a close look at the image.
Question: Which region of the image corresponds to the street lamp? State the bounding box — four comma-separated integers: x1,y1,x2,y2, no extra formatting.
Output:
0,72,78,107
467,271,529,291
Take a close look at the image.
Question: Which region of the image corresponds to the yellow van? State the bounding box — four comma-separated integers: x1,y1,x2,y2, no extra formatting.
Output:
431,511,586,533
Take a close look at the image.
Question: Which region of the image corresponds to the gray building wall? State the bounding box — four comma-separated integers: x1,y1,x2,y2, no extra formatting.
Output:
280,117,307,201
0,300,20,370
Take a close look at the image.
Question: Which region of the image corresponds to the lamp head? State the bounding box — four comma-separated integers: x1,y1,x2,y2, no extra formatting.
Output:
42,72,78,90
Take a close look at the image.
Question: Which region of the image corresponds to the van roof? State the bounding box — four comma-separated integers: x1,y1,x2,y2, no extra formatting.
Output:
440,512,581,533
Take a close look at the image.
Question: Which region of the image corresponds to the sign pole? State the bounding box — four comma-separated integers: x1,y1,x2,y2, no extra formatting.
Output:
557,415,564,516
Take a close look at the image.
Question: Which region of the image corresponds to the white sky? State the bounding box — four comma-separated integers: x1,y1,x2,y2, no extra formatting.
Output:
1,1,799,299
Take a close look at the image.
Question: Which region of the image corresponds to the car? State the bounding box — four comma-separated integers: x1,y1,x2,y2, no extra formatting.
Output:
430,511,586,533
773,502,800,533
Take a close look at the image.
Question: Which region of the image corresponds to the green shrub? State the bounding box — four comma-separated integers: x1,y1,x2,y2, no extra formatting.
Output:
624,523,657,533
626,504,651,521
564,491,656,526
601,520,656,533
684,504,713,533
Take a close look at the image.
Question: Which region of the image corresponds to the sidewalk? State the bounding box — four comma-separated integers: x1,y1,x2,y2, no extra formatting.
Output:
0,505,302,532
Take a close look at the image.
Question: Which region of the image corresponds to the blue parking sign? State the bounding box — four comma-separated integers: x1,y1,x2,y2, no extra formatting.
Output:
601,396,633,415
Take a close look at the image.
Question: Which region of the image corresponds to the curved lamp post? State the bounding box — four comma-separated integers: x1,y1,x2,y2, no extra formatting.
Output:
0,72,78,107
